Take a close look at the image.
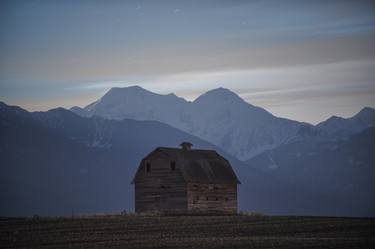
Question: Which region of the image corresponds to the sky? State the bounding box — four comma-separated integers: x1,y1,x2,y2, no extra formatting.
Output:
0,0,375,124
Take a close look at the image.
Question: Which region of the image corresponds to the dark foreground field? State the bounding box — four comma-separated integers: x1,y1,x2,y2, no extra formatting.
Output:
1,215,375,249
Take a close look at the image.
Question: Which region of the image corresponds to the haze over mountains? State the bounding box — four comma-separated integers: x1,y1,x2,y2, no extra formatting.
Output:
1,86,374,217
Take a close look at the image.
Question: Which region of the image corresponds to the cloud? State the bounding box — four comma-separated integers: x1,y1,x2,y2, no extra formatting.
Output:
1,31,374,84
66,81,130,91
2,59,374,124
1,0,374,123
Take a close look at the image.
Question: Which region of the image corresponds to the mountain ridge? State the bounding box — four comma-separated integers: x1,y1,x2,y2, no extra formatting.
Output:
317,106,375,137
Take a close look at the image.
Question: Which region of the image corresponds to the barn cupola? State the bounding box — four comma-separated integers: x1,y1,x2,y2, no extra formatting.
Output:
180,142,193,151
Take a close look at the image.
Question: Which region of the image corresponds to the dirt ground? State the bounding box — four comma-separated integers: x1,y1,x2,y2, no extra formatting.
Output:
1,215,374,249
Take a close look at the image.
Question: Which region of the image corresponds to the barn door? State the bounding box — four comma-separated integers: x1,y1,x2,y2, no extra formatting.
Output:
155,196,169,211
160,196,168,211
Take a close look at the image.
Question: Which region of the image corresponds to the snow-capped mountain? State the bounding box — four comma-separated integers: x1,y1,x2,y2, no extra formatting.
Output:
71,86,314,160
317,107,375,137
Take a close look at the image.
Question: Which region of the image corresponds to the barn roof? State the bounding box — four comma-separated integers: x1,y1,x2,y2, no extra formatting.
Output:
132,146,240,184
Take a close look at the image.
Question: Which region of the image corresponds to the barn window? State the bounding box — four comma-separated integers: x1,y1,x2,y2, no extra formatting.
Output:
146,163,151,173
215,197,218,201
193,196,199,204
170,161,176,171
160,185,171,189
206,197,209,201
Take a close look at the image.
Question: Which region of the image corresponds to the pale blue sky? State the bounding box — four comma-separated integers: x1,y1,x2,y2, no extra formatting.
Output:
0,0,375,123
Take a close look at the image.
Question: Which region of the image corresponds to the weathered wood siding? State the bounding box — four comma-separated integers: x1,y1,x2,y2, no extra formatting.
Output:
134,152,187,213
187,183,237,213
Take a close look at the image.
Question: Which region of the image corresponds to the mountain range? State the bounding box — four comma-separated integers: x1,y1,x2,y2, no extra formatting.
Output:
1,101,345,217
1,85,374,217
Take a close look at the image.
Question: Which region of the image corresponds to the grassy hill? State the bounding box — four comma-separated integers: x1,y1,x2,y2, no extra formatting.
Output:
1,215,374,248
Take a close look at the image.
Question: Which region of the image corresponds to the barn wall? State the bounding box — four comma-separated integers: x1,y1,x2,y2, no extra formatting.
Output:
134,152,187,213
187,183,237,213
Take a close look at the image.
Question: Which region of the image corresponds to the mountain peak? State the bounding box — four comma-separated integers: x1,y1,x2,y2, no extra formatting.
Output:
317,106,375,135
356,106,375,117
41,107,79,120
194,87,244,104
97,85,157,105
206,87,238,96
354,106,375,124
325,115,344,122
107,85,151,95
104,85,183,100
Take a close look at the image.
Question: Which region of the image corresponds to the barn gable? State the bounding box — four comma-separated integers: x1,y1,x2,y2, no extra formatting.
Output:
132,147,240,184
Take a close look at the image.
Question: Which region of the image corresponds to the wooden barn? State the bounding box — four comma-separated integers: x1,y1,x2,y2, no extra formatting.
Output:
131,142,240,213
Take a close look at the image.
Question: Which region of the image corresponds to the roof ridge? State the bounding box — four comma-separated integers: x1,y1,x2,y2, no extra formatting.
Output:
157,146,217,152
132,147,240,184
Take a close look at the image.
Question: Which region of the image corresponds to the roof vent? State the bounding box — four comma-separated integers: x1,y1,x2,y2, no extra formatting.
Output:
180,142,193,151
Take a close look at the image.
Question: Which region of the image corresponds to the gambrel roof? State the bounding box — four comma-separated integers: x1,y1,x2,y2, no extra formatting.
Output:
132,146,240,184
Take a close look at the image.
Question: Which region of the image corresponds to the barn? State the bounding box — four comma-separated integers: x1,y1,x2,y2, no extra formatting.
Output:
131,142,240,213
